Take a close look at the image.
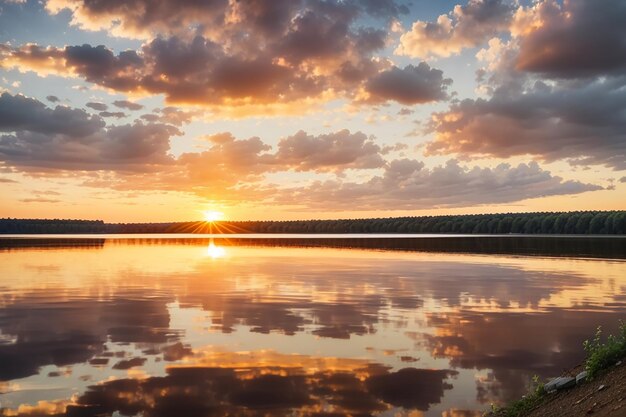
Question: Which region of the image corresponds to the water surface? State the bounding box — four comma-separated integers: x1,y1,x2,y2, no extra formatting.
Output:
0,236,625,416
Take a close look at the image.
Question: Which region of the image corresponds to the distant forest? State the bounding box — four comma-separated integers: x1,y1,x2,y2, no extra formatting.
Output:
1,211,625,234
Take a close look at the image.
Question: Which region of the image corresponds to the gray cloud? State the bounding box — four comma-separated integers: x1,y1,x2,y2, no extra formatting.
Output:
0,93,178,171
99,111,127,118
112,100,144,111
275,160,602,210
514,0,626,78
86,102,108,111
427,76,626,170
1,1,449,110
366,63,452,105
46,95,60,103
46,0,408,39
0,92,104,137
274,129,385,172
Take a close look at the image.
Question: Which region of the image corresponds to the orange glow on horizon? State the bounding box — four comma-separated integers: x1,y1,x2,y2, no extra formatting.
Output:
203,210,224,222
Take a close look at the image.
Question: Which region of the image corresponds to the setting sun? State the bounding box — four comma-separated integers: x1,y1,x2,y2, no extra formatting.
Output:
203,211,224,222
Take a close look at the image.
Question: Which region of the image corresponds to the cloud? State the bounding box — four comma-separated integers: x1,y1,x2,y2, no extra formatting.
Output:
396,0,515,59
423,1,626,171
274,160,601,210
1,1,450,113
0,95,602,207
427,76,626,170
274,129,385,172
0,123,178,171
46,0,409,39
112,100,143,110
18,198,60,203
86,101,107,111
145,107,202,126
99,111,127,118
365,63,452,105
0,93,179,171
512,0,626,78
0,92,104,137
46,95,60,102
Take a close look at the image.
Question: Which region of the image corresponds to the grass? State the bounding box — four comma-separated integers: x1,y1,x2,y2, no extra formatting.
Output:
583,320,626,379
487,321,626,417
487,375,546,417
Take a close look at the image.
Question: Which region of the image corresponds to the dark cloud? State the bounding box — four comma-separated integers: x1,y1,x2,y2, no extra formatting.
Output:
46,0,409,39
0,123,179,172
514,0,626,78
2,1,449,110
396,0,515,58
46,95,60,102
0,95,601,205
99,111,127,118
86,102,107,111
427,77,626,169
275,160,601,210
365,63,452,105
0,92,104,137
112,357,147,370
112,100,144,111
274,129,384,172
620,176,626,183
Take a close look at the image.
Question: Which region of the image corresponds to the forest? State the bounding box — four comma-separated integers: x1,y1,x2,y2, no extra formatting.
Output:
1,211,625,234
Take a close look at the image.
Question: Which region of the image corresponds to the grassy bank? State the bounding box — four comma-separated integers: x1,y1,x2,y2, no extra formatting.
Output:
488,321,626,417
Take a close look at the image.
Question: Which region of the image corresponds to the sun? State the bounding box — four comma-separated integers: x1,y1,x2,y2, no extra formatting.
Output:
203,210,224,222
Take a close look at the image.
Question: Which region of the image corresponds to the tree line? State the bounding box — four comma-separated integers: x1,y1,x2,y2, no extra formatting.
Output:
1,211,625,234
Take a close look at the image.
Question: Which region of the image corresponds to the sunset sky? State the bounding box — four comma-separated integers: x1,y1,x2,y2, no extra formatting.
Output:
0,0,624,222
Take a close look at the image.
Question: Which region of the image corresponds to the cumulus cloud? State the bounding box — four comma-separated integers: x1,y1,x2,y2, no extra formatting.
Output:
512,0,626,78
0,92,104,137
427,73,626,170
365,63,452,105
274,130,384,172
112,100,143,111
423,1,626,170
1,1,450,112
45,0,409,39
396,0,515,59
0,122,179,171
274,160,601,210
0,94,603,207
0,93,178,171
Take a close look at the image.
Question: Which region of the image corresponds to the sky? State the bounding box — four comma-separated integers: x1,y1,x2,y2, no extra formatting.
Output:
0,0,624,222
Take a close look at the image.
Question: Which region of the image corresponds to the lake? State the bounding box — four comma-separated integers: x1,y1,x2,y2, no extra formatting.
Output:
0,235,625,416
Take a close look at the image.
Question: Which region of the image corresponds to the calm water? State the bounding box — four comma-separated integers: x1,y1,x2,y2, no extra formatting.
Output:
0,236,625,416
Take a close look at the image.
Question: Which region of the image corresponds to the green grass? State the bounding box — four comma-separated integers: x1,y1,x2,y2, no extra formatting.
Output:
583,320,626,379
488,375,546,417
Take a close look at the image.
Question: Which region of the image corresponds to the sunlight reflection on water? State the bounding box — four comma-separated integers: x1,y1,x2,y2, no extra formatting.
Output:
0,237,624,417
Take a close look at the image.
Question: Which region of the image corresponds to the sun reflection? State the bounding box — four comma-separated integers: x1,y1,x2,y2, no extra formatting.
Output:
206,241,226,258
